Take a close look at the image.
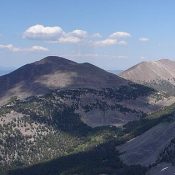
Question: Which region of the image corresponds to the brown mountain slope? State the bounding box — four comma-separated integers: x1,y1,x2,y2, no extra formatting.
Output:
120,59,175,95
0,56,127,104
0,56,174,116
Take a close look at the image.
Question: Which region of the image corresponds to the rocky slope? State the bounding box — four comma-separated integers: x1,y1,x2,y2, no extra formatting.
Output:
120,59,175,95
116,103,175,175
0,56,127,105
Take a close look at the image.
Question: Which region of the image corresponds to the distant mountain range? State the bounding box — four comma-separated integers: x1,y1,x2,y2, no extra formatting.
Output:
0,56,128,105
120,59,175,95
2,56,175,175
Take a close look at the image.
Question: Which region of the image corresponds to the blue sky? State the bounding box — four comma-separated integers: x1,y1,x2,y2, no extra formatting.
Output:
0,0,175,70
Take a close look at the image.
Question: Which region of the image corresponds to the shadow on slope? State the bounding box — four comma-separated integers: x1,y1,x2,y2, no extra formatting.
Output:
0,56,127,101
4,97,175,175
8,140,147,175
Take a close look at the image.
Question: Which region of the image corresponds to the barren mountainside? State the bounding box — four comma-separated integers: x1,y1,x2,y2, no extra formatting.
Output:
120,59,175,82
0,56,128,105
120,59,175,95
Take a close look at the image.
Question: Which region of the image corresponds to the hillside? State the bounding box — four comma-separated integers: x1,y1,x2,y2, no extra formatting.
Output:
1,56,175,175
120,59,175,95
5,96,175,175
115,102,175,175
0,56,127,105
0,84,171,174
0,87,152,174
0,56,172,126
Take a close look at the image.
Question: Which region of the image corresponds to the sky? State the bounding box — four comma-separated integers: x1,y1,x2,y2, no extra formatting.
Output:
0,0,175,70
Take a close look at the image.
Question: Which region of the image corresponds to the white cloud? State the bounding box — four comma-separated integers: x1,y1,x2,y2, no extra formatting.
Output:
24,25,88,44
59,36,82,43
23,24,64,40
93,38,118,47
58,29,87,44
23,25,131,47
0,44,48,52
70,30,87,38
92,33,102,38
28,46,49,52
93,31,131,47
110,32,131,38
139,37,150,42
118,40,128,45
0,44,21,52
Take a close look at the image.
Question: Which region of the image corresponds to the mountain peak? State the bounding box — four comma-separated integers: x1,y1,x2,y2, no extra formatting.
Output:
0,56,128,104
120,58,175,95
156,58,173,63
137,59,172,66
35,56,77,65
121,59,175,78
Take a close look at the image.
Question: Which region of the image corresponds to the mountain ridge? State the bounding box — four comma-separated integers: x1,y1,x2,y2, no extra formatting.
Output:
0,56,127,105
120,59,175,95
1,56,175,175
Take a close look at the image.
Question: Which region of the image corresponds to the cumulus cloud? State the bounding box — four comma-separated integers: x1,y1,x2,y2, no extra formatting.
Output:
58,36,82,43
93,31,131,47
0,44,48,52
92,33,102,38
0,44,21,52
139,37,150,42
23,24,88,44
69,30,87,38
58,29,87,43
93,38,118,47
118,40,128,45
110,32,131,38
28,46,49,52
23,25,131,47
23,24,64,40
